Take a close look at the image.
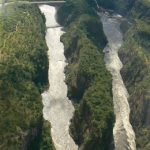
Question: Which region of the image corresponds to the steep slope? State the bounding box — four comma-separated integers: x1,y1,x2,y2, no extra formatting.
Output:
57,0,114,149
91,0,150,149
0,3,54,149
119,0,150,149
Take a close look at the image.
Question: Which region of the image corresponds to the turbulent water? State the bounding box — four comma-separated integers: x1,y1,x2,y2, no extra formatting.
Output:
100,13,136,150
39,5,77,150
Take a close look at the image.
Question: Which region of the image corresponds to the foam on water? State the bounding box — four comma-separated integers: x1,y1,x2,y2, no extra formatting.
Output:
39,5,78,150
100,13,136,150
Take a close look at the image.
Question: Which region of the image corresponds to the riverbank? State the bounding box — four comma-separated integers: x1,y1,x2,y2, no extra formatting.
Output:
100,13,136,150
0,3,54,149
57,1,114,149
119,0,150,149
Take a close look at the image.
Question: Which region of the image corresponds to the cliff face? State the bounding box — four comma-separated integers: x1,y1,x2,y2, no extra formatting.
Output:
0,3,54,149
119,0,150,149
57,0,114,149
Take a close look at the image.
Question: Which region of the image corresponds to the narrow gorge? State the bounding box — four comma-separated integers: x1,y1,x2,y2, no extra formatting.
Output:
0,0,149,149
100,13,136,150
39,5,77,150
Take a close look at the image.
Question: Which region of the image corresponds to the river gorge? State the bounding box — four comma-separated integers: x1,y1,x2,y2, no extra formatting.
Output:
0,0,149,149
100,13,136,150
39,4,136,150
39,5,78,150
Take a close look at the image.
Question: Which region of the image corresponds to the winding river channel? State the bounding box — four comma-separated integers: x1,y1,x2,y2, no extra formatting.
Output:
39,4,136,150
100,13,136,150
39,5,77,150
0,1,137,150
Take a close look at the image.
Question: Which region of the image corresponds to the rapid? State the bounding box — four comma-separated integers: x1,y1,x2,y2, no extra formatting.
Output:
39,5,78,150
100,13,136,150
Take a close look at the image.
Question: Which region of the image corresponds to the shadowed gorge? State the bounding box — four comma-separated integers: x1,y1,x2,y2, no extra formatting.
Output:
57,0,114,149
0,0,149,149
100,13,136,150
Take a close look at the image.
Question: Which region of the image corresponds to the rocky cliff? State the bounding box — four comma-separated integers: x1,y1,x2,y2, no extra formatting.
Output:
119,0,150,149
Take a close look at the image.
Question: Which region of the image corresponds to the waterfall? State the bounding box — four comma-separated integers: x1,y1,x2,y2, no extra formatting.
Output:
100,13,136,150
39,5,78,150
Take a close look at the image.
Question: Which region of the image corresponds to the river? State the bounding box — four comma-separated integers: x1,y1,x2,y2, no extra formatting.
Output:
39,4,136,150
0,1,136,150
39,5,77,150
100,13,136,150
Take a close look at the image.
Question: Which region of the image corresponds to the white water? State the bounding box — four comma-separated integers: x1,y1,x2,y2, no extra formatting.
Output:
100,13,136,150
39,5,78,150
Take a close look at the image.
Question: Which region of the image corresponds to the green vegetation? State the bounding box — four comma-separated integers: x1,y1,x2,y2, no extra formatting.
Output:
2,0,149,149
0,3,54,149
57,0,114,149
119,0,150,149
86,0,136,14
86,0,135,14
39,121,55,150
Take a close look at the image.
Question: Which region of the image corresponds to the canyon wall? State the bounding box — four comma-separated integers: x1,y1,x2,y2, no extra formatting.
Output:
0,3,54,149
119,0,150,149
57,0,114,149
